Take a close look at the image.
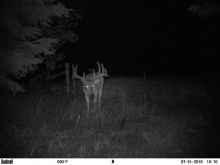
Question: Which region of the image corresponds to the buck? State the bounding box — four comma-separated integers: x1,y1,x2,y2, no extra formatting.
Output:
72,62,108,117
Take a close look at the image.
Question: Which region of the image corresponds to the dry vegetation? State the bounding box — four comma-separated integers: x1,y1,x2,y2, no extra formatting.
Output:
0,77,219,158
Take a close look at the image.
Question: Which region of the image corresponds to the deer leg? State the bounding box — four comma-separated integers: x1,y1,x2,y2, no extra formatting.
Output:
98,88,102,108
94,92,98,112
85,95,90,118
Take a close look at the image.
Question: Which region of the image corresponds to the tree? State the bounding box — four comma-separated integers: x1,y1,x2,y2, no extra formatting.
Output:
0,0,74,95
188,3,220,17
39,10,81,77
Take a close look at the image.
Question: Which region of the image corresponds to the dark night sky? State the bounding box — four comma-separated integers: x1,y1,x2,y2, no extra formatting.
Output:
64,0,220,77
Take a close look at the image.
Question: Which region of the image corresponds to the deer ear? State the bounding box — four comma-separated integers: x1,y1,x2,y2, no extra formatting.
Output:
94,79,101,84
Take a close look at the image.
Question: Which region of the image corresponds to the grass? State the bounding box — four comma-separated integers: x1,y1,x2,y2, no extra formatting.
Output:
0,80,219,158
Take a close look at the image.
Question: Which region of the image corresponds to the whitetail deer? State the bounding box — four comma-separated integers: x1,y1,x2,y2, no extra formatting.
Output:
72,62,108,117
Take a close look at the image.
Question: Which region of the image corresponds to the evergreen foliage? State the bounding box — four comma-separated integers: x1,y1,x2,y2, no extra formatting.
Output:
0,0,73,95
188,3,220,17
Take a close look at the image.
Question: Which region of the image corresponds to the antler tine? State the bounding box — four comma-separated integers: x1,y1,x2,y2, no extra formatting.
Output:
92,69,96,79
82,71,86,81
101,64,108,77
73,64,78,73
97,62,101,74
91,62,101,79
71,64,78,79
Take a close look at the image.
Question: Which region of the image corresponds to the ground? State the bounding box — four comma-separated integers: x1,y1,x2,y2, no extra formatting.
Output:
0,80,219,158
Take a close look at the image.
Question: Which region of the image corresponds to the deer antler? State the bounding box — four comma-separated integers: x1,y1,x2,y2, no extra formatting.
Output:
72,64,87,83
92,62,108,80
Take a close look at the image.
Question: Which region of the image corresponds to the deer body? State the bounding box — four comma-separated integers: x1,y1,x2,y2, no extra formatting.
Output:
72,62,108,118
83,75,104,111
